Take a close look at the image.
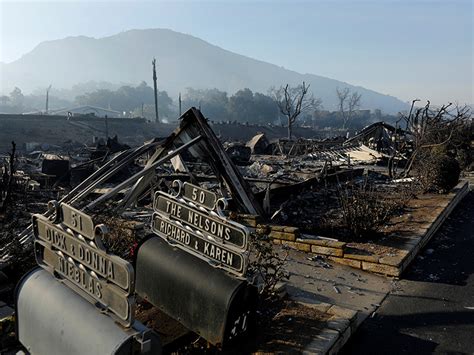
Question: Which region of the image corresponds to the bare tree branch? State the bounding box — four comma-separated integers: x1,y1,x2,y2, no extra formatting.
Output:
399,101,471,177
271,82,322,139
336,87,362,129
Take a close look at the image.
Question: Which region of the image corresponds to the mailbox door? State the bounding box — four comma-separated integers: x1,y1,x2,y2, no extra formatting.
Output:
16,268,161,355
135,236,256,347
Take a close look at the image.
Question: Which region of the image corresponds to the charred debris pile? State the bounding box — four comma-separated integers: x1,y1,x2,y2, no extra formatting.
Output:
0,104,472,350
1,104,472,268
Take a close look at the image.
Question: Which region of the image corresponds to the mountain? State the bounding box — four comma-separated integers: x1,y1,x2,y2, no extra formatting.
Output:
0,29,408,113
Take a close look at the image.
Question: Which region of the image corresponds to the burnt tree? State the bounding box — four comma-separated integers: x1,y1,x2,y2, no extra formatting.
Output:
336,87,362,129
402,101,471,175
272,82,321,140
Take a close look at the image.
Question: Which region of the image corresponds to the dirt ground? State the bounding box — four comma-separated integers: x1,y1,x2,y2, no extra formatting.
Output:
252,299,332,353
158,297,332,354
345,191,456,260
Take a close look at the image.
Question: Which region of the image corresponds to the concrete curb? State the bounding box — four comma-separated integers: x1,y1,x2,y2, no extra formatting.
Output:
396,180,469,276
322,180,470,353
294,275,394,354
291,181,470,354
294,300,360,354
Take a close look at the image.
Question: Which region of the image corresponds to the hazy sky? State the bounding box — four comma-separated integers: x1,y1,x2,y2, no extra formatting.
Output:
0,0,472,104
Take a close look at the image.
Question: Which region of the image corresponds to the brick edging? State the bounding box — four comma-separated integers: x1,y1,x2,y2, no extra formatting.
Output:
267,180,469,277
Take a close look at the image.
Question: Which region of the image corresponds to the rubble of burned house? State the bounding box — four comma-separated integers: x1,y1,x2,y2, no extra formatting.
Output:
0,138,130,261
0,108,265,353
230,123,404,236
0,103,471,353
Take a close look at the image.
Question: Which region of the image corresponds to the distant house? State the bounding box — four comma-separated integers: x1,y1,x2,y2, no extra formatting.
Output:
344,121,411,154
49,105,122,118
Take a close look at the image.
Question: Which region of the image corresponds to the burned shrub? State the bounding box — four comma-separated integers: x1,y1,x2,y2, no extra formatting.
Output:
247,231,289,300
455,146,473,171
451,120,473,170
416,153,460,193
337,180,409,238
399,101,471,180
94,215,142,261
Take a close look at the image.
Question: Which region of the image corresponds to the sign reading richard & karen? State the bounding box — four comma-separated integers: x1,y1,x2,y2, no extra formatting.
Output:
32,202,135,327
151,181,249,277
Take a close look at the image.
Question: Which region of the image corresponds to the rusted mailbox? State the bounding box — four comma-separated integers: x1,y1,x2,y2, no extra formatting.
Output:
16,268,161,355
135,182,257,347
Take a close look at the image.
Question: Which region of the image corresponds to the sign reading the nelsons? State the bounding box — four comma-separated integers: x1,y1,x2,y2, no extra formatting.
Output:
151,213,244,274
152,183,249,277
154,192,248,249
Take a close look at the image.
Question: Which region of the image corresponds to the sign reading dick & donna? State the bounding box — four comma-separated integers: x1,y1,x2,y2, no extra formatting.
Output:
32,203,135,327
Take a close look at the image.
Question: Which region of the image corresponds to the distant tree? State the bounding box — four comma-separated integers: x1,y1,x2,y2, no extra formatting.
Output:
336,87,362,129
9,87,24,108
75,82,174,118
227,88,278,124
271,82,322,139
183,88,229,120
229,88,254,121
0,96,10,105
253,92,279,124
114,82,154,111
374,109,382,120
68,81,120,100
131,91,175,120
20,92,72,112
156,91,174,119
76,89,116,109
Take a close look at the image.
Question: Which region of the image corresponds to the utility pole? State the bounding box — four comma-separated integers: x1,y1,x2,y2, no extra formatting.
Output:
152,58,159,123
178,92,182,116
105,115,109,140
45,84,52,114
141,102,144,118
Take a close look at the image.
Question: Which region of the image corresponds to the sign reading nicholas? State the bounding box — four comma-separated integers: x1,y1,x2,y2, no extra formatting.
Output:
152,182,249,276
32,203,135,327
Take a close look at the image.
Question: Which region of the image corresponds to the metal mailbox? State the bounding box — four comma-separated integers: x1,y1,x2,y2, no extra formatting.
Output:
16,268,161,355
135,236,257,347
